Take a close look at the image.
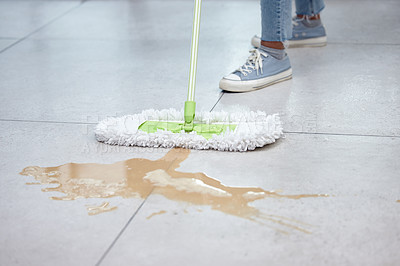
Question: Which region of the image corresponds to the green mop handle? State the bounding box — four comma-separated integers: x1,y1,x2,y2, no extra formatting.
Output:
184,0,202,132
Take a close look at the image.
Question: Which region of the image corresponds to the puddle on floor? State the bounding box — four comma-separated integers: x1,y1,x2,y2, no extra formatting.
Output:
20,148,328,233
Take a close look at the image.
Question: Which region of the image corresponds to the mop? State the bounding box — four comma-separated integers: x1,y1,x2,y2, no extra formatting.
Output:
95,0,283,152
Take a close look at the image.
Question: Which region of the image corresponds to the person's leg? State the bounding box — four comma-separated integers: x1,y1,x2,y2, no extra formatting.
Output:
251,0,327,48
295,0,325,17
219,0,292,92
261,0,292,49
289,0,326,47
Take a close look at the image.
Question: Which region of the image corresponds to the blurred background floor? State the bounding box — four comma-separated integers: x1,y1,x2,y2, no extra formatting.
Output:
0,0,399,265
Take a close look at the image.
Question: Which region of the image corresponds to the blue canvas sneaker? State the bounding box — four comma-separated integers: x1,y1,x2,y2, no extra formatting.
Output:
251,16,327,48
219,48,292,92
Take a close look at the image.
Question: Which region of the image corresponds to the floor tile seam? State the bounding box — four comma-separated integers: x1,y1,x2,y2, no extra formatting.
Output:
84,0,395,2
0,1,87,54
0,119,98,125
10,37,192,42
327,41,400,46
84,0,259,2
95,198,148,266
1,119,399,138
4,38,399,46
0,0,84,2
284,130,400,138
210,92,224,112
0,93,225,125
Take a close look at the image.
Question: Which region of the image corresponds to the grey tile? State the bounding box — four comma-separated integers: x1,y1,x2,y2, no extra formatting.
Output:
0,120,172,266
100,134,400,266
0,39,221,122
0,1,80,38
216,43,400,136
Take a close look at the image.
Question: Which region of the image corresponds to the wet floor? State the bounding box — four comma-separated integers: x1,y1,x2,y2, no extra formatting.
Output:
1,0,400,265
20,148,328,233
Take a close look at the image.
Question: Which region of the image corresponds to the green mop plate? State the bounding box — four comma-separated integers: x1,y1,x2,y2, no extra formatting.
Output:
138,120,237,140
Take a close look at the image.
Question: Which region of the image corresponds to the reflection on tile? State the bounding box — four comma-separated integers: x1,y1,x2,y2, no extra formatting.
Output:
324,0,400,44
216,44,400,136
0,39,221,122
31,0,260,41
0,1,80,38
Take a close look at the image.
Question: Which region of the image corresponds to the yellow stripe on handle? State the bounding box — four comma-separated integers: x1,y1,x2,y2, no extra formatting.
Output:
187,0,202,102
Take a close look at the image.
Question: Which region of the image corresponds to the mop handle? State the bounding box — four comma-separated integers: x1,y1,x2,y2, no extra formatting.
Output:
187,0,202,101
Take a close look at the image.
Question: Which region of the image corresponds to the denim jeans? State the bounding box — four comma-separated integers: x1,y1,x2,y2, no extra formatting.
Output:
261,0,325,42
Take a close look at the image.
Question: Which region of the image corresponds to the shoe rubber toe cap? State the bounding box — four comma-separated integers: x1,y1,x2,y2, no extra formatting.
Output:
223,73,241,81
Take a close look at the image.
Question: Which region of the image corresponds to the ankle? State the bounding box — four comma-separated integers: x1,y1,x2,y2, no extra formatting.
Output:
259,45,286,60
260,41,285,50
297,14,321,20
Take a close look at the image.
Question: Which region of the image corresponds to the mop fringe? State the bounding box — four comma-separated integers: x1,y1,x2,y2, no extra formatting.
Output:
95,109,283,152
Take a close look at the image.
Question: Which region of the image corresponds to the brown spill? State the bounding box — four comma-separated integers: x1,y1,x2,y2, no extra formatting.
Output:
397,200,400,203
146,210,167,220
20,148,328,233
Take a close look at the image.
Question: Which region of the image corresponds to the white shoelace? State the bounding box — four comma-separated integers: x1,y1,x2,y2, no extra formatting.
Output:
292,15,317,27
292,16,304,27
237,49,268,76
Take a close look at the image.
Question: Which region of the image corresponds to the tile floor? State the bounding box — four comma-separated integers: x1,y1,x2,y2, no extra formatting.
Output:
1,0,399,265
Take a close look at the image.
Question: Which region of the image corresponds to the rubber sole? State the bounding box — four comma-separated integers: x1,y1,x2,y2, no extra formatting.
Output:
288,36,327,48
251,35,327,48
219,68,292,92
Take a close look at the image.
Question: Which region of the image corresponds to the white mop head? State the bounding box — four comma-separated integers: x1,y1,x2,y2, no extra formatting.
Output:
95,109,283,152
